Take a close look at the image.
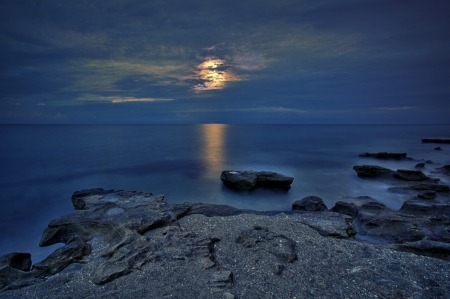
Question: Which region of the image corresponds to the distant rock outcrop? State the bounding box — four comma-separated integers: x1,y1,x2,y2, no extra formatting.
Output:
359,152,409,160
422,139,450,144
220,170,294,191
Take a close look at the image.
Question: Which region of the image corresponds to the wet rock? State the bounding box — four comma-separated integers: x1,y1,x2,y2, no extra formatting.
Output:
353,165,437,182
360,201,386,212
435,147,443,151
359,152,408,159
435,165,450,176
330,201,359,217
392,240,450,261
353,165,393,178
292,196,327,211
393,169,434,181
220,170,294,191
399,200,450,215
417,191,437,200
422,139,450,144
407,183,449,192
415,163,425,169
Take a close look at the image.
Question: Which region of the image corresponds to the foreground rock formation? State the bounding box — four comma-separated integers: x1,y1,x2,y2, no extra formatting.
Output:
1,187,450,298
220,170,294,191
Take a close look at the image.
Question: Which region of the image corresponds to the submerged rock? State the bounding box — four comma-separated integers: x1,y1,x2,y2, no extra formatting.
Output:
220,170,294,191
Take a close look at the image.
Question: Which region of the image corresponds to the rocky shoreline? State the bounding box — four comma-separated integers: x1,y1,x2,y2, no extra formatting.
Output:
1,148,450,298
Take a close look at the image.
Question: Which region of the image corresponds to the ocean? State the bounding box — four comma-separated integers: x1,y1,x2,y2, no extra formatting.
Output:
1,124,449,262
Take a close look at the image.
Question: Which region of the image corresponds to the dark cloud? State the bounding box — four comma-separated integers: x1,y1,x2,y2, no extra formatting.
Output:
0,0,449,123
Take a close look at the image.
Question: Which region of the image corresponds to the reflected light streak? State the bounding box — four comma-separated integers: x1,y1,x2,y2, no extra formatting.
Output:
202,124,227,173
194,59,239,91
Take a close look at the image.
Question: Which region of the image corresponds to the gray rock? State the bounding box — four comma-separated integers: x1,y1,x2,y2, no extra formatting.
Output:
220,170,293,191
0,253,31,272
434,147,443,151
435,165,450,176
292,196,327,211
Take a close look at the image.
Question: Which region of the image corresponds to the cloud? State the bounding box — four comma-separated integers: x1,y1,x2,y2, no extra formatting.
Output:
111,97,174,104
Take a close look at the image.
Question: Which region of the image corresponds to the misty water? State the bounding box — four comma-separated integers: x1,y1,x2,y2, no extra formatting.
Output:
1,124,449,262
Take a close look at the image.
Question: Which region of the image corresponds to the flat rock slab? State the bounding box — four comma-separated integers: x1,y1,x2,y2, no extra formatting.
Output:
220,170,294,191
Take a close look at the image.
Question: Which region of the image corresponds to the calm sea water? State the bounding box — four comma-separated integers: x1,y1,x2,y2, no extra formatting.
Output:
1,124,449,262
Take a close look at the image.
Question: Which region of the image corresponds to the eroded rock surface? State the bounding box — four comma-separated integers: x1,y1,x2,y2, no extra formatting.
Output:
1,188,450,298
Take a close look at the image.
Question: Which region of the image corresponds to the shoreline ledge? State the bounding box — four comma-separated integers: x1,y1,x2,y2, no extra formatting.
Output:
1,188,450,298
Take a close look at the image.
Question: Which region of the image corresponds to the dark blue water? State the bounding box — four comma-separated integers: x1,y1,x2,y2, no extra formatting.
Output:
1,124,449,262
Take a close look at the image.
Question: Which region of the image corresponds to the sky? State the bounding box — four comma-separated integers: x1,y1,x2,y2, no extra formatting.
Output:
1,0,449,124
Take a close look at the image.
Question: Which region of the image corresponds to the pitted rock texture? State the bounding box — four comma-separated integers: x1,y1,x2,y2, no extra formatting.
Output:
2,189,450,298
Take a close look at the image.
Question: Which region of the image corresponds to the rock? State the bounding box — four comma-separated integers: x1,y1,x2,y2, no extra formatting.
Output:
32,236,90,275
2,188,450,298
330,201,359,217
393,169,433,181
417,191,437,200
0,253,31,272
220,171,258,191
359,152,408,159
220,170,294,191
392,240,450,261
422,139,450,144
435,165,450,176
236,226,298,263
399,200,450,215
415,163,425,168
409,183,449,192
435,147,443,151
360,201,386,211
292,196,327,211
425,160,434,164
297,212,357,238
353,165,393,178
353,165,437,182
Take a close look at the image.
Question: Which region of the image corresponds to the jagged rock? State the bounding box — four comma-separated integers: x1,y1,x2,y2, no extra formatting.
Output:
415,163,425,169
2,188,450,298
407,183,449,192
353,165,437,182
0,253,31,272
353,165,393,178
359,152,408,159
422,139,450,144
292,196,327,211
417,191,437,200
220,170,293,191
393,169,434,181
330,201,359,217
435,165,450,176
